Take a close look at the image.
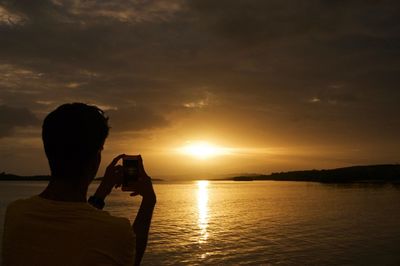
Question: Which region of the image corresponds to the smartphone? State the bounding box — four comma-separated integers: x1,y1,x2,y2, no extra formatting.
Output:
122,155,139,191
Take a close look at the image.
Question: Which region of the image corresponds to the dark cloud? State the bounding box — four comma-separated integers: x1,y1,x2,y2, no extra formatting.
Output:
0,105,39,137
106,106,169,132
189,1,400,41
0,0,399,147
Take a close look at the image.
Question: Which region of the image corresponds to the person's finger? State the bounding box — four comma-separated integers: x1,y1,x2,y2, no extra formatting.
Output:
107,154,125,169
114,177,123,187
114,165,123,172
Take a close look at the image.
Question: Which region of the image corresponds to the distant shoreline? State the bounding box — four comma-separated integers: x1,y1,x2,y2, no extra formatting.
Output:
222,164,400,183
2,164,399,183
0,174,50,181
0,173,164,182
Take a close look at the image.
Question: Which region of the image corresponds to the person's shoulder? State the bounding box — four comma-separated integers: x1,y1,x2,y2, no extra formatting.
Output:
5,195,67,212
89,209,135,243
3,196,42,223
5,196,37,213
88,207,131,230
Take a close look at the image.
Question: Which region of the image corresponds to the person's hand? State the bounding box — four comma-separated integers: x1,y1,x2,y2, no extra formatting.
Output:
94,154,125,199
129,155,156,204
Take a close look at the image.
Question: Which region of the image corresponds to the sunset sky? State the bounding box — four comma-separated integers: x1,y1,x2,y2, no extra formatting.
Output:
0,1,399,179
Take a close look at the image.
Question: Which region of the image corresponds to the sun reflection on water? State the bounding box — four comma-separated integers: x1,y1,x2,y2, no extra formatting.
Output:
197,180,209,244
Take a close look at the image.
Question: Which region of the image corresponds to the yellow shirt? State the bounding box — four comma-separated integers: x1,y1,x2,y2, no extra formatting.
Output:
2,195,135,266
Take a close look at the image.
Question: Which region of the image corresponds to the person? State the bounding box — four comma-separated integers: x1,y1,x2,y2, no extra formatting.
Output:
2,103,156,266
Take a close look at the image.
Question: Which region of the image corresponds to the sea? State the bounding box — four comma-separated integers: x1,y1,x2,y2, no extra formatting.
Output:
1,180,400,265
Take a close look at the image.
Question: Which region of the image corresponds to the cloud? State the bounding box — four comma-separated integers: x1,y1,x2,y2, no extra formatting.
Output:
59,0,183,23
0,105,39,137
0,5,26,25
182,91,215,109
308,97,321,103
183,100,207,109
307,85,358,105
1,0,183,28
106,106,169,132
0,0,399,144
188,1,400,43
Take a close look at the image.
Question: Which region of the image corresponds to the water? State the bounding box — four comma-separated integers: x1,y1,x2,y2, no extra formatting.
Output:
1,181,400,265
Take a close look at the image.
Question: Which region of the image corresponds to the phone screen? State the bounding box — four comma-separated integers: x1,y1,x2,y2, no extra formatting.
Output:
123,158,139,185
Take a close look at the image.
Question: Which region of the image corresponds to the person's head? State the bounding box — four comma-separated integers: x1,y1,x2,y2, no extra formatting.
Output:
42,103,109,182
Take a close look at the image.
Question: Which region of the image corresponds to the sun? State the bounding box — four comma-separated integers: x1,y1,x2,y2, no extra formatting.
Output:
180,141,227,159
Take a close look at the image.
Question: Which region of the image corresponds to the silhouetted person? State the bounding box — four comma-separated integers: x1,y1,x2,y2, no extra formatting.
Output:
2,103,156,265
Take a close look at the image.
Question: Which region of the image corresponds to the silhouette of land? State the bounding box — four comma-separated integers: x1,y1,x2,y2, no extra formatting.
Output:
0,172,164,181
0,172,50,181
2,165,400,183
228,164,400,183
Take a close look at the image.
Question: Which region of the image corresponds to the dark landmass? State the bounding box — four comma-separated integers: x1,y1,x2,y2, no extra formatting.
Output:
0,172,164,182
95,177,164,182
229,164,400,183
0,172,50,181
2,164,399,183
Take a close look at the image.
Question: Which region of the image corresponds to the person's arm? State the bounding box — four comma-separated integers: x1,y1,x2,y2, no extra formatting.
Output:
91,154,156,266
92,154,125,207
128,156,156,266
132,191,156,265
